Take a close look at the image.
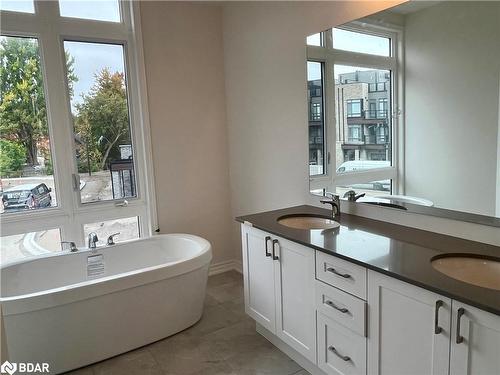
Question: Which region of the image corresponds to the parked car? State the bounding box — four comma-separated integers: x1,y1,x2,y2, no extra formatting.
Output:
336,160,390,173
2,183,52,211
336,160,391,191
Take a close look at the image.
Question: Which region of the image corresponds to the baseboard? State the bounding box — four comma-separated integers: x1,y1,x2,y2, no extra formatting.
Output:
209,259,242,276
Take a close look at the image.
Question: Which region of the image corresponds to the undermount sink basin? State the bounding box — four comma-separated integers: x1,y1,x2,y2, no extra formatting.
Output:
277,214,340,230
431,254,500,291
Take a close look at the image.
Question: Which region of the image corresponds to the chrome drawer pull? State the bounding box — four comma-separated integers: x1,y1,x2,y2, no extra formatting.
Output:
264,236,272,257
328,346,351,361
325,300,349,314
434,300,443,334
272,239,280,261
456,308,465,344
326,267,351,279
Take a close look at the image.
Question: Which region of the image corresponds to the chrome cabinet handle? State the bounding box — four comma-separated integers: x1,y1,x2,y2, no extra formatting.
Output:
325,300,349,314
456,308,465,344
264,236,272,257
434,300,444,334
272,239,280,261
328,346,351,362
326,266,351,279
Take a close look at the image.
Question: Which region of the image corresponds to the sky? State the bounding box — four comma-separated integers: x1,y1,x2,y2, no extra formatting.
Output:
65,41,126,112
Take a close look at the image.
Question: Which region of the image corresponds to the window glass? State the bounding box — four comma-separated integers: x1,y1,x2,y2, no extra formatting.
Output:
64,41,137,203
0,228,61,265
58,0,120,22
0,36,58,214
307,61,325,176
333,28,391,57
334,64,392,173
0,0,34,13
84,216,139,246
336,180,392,198
306,33,322,47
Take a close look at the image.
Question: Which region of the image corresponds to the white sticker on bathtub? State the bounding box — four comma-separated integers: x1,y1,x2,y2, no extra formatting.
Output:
87,254,105,279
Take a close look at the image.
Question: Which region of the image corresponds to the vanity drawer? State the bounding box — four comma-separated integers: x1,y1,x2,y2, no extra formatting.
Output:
317,312,367,375
316,252,367,300
316,280,366,337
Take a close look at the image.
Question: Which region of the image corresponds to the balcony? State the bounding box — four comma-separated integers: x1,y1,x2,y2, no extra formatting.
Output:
347,109,388,125
346,134,388,145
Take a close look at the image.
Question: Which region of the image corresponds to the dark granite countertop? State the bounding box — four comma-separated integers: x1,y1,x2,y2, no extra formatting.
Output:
236,205,500,316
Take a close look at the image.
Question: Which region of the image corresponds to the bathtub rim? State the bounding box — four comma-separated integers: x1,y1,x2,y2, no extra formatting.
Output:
0,233,212,316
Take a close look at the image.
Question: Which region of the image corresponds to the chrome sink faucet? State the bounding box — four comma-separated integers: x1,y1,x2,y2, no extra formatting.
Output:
343,190,366,202
88,232,99,251
320,193,341,219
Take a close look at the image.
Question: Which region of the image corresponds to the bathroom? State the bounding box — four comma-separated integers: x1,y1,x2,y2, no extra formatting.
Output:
0,0,499,374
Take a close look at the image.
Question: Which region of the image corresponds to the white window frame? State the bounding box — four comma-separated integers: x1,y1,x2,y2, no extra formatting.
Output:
307,22,404,194
0,1,157,248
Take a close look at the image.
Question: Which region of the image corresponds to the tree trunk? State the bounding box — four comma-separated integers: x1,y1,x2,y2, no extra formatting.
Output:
100,132,123,170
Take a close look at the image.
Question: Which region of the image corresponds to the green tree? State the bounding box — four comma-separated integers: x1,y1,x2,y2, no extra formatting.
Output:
75,68,130,171
0,139,26,176
0,37,77,167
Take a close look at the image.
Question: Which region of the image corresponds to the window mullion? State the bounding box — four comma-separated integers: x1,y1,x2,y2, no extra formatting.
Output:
37,3,80,242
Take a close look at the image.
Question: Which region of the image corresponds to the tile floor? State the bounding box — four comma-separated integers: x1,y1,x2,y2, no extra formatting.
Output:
68,270,309,375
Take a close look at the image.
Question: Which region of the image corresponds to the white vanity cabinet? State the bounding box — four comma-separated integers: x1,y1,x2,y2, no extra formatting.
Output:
368,271,500,375
367,271,452,375
450,301,500,375
241,225,277,332
240,224,500,375
241,224,316,363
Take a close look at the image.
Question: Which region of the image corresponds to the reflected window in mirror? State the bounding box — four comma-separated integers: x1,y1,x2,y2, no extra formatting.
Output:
307,24,398,197
334,64,393,174
307,61,326,177
332,27,391,57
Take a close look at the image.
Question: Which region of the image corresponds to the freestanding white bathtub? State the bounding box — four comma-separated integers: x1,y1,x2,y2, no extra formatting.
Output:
0,234,212,374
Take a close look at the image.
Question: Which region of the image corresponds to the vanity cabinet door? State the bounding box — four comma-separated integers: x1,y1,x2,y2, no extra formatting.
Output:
367,271,451,375
241,225,276,332
450,301,500,375
273,236,317,363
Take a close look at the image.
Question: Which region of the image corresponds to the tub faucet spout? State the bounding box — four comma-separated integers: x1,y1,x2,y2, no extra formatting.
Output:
88,232,99,250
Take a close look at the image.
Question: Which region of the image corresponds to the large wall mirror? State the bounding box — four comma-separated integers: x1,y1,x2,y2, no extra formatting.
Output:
307,1,500,226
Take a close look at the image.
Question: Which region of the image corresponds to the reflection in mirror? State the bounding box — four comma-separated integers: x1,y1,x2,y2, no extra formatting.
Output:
307,1,500,225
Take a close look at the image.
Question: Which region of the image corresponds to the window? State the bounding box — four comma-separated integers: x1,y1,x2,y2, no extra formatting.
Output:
336,179,392,198
346,99,362,118
1,2,154,265
335,64,393,172
0,36,57,214
332,28,391,57
0,0,34,13
307,61,326,176
0,229,61,264
84,216,139,246
59,0,121,22
310,103,321,121
64,41,136,203
306,33,322,47
348,125,362,143
306,24,398,193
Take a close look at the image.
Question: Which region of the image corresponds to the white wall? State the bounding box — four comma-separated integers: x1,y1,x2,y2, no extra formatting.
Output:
404,2,500,216
140,2,234,265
